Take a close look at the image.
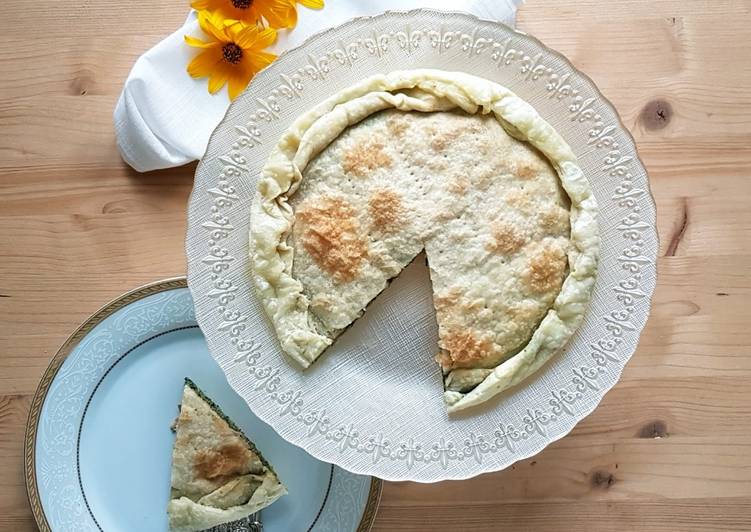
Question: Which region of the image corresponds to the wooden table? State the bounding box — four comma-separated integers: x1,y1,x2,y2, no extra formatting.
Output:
2,1,750,530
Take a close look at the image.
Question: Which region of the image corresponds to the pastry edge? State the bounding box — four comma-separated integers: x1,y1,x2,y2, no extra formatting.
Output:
168,476,287,532
249,69,599,410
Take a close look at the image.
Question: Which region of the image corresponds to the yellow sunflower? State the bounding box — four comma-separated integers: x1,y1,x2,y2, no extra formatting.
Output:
191,0,299,29
185,11,277,100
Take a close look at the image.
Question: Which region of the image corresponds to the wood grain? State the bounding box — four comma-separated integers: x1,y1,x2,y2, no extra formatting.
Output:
1,0,750,530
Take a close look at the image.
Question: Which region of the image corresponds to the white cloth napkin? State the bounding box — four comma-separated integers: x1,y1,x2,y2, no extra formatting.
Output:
114,0,522,172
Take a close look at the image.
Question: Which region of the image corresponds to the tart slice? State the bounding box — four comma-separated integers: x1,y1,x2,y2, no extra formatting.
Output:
168,379,286,532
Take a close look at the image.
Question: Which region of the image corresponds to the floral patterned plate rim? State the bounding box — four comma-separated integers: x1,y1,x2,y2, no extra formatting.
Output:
24,277,381,532
186,8,658,482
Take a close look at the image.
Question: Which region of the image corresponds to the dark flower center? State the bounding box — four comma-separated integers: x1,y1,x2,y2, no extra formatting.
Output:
231,0,252,8
222,43,243,64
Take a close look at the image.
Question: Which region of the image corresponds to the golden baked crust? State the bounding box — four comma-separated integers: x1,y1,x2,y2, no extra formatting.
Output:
368,188,404,233
342,138,392,177
488,220,527,254
250,70,599,412
295,195,368,283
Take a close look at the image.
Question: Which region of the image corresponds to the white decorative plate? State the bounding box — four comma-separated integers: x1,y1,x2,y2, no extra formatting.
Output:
25,279,380,531
186,9,657,482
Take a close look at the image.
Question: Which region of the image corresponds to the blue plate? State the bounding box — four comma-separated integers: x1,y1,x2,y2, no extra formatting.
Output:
25,278,381,532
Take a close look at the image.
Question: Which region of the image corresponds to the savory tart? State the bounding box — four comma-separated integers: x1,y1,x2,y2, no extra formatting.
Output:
250,70,599,412
168,379,286,532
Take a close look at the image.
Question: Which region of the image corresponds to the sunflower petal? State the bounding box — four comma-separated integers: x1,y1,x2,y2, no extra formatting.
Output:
228,67,254,100
254,28,278,49
298,0,324,9
247,50,277,73
184,35,219,49
260,0,298,29
198,10,229,43
208,64,231,94
229,24,257,48
187,48,222,79
234,25,277,50
221,17,243,28
213,4,257,25
190,0,211,9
